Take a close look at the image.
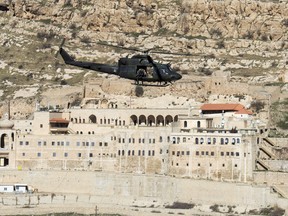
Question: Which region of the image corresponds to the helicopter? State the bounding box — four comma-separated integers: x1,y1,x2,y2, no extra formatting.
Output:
58,41,183,86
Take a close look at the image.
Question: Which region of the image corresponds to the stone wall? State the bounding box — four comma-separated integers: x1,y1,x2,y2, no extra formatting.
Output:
0,170,287,210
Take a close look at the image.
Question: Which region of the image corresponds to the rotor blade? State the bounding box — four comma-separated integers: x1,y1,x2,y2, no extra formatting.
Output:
97,41,141,52
55,38,66,58
150,50,198,56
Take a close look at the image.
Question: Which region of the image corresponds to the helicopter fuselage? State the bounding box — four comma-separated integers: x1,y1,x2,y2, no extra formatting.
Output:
59,48,182,85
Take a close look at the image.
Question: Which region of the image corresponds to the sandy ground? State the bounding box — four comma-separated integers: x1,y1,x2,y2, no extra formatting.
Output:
0,202,226,216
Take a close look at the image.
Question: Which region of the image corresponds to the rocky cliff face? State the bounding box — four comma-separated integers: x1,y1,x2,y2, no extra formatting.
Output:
0,0,287,122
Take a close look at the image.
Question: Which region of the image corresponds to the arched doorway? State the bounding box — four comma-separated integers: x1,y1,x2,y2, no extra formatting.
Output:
139,115,146,125
147,115,155,126
165,115,173,126
130,115,138,125
156,115,164,126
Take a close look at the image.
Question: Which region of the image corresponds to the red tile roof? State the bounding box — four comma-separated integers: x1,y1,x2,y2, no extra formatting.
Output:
201,104,245,111
201,103,253,115
49,118,69,123
235,109,253,115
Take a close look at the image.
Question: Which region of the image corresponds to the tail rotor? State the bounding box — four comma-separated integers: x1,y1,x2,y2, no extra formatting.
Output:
55,38,66,58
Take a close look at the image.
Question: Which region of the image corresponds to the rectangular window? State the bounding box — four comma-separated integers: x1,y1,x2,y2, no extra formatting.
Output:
86,142,89,146
66,141,70,146
57,141,60,146
99,142,102,147
181,151,184,155
186,151,190,155
61,141,64,146
43,141,47,146
201,151,204,155
231,152,234,156
104,142,108,147
40,124,43,128
25,141,29,145
52,141,55,146
236,152,240,156
152,150,155,156
172,151,175,155
22,152,25,156
37,152,41,157
221,152,224,156
53,152,56,157
64,152,68,157
78,153,82,157
206,151,209,156
89,153,93,157
20,141,23,145
91,142,95,146
196,151,199,156
118,138,121,143
38,141,41,146
211,151,215,156
76,142,80,146
226,152,230,156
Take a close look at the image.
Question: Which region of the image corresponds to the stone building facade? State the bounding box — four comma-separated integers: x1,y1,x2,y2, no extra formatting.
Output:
0,102,260,182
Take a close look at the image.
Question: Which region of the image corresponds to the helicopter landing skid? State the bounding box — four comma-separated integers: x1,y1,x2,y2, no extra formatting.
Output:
133,82,170,87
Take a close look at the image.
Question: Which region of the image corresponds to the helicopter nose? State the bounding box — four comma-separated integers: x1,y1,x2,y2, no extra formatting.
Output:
173,73,182,80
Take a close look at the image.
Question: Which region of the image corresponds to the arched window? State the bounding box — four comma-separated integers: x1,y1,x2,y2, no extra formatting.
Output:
100,119,103,124
213,138,216,145
197,121,201,128
220,138,224,145
183,137,186,143
232,138,236,145
177,137,180,144
207,138,211,145
122,150,125,156
237,138,241,144
200,138,204,144
159,136,163,143
83,119,85,123
195,138,199,144
184,121,187,128
0,134,8,149
225,138,229,144
128,150,131,156
74,118,77,123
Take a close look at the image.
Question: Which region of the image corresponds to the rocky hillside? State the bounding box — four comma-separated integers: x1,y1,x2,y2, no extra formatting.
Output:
0,0,287,121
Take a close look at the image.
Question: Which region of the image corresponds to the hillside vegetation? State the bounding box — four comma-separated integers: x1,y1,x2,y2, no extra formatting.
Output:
0,0,287,134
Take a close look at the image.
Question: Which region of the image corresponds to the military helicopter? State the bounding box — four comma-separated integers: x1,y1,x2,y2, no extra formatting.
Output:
58,41,183,86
